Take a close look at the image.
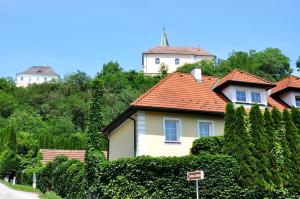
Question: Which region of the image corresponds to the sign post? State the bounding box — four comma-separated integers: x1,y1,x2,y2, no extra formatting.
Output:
187,171,204,199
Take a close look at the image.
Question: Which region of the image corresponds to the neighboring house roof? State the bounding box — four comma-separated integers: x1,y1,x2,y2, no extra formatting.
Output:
271,75,300,96
103,69,288,134
17,66,59,77
214,69,275,91
143,46,214,56
40,149,108,164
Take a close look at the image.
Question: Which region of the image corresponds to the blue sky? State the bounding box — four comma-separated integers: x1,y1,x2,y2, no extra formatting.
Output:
0,0,299,78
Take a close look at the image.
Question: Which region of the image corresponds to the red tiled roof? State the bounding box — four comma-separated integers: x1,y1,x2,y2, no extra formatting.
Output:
132,73,228,114
271,75,300,96
143,46,214,56
131,71,287,113
40,149,108,164
214,69,275,90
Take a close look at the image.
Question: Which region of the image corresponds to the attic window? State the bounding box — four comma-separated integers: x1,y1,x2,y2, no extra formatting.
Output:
236,90,246,102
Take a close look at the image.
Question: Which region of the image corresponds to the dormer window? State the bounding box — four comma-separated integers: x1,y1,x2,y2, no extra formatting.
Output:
175,58,180,65
236,90,246,102
155,58,160,65
296,96,300,107
251,92,261,103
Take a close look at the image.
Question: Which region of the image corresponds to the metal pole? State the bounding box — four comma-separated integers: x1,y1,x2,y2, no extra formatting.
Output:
196,180,199,199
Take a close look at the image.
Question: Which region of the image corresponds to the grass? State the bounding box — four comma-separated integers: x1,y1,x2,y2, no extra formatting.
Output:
0,179,41,193
40,192,62,199
0,179,62,199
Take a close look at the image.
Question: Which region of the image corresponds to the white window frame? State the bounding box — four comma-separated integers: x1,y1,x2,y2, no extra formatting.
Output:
295,96,300,107
163,117,181,143
251,91,262,104
236,90,247,102
197,120,215,137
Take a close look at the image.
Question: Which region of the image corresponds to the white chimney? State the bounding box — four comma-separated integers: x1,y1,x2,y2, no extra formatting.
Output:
191,68,202,82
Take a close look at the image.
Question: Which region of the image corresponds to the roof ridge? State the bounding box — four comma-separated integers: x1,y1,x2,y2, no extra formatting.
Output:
233,68,274,84
131,72,178,105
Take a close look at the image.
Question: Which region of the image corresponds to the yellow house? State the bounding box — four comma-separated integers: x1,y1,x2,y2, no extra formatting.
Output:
103,69,290,160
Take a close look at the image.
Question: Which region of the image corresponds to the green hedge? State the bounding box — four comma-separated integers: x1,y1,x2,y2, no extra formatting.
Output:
191,136,225,155
96,155,252,199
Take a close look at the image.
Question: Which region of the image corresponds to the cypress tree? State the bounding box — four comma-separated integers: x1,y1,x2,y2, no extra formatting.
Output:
271,108,291,188
85,77,105,197
223,103,236,156
291,107,300,130
8,127,16,151
264,108,283,188
233,106,256,187
249,105,270,189
282,109,300,192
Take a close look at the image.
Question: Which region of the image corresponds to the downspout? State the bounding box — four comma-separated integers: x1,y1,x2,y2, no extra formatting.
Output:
129,117,137,157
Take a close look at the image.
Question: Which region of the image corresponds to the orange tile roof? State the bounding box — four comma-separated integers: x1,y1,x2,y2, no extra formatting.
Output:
271,75,300,95
132,72,287,114
143,46,214,56
214,69,275,90
40,149,108,164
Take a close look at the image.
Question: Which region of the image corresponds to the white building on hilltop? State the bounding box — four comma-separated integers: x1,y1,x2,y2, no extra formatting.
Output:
142,28,215,75
16,66,60,87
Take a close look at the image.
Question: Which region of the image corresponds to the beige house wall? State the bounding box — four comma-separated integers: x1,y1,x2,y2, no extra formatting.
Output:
108,117,135,160
142,111,224,157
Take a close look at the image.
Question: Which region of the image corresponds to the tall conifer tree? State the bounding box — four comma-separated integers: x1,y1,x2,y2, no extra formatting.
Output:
291,107,300,130
224,103,236,155
233,106,256,187
282,110,300,192
249,105,270,189
264,108,283,187
85,77,105,198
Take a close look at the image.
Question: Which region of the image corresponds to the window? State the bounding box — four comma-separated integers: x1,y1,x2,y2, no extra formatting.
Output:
236,90,246,102
296,96,300,107
155,58,160,65
198,121,214,137
21,77,23,81
44,77,47,81
175,58,180,65
164,118,180,142
251,92,261,103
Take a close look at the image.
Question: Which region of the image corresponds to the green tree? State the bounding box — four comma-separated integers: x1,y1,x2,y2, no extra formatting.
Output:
282,110,300,191
291,107,300,130
264,108,283,187
223,103,236,155
248,105,270,190
296,56,300,71
232,106,256,187
85,77,106,197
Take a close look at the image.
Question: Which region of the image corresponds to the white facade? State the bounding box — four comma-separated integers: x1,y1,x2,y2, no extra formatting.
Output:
221,85,268,108
16,74,59,87
279,91,300,108
143,53,213,74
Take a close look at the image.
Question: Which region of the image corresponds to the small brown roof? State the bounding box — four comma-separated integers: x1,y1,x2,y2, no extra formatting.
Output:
214,69,275,90
271,75,300,96
143,46,214,56
18,66,59,76
40,149,108,164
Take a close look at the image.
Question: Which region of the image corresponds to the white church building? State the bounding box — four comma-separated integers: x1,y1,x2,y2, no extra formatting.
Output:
142,28,215,75
16,66,60,87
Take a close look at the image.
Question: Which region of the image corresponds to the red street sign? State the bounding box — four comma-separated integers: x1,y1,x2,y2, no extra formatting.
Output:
187,171,204,181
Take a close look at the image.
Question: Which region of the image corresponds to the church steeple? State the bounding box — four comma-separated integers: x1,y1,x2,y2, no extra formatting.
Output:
160,27,169,47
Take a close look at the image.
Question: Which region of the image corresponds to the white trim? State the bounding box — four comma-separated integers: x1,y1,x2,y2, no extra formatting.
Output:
163,117,181,143
234,88,265,105
136,111,145,156
197,120,215,137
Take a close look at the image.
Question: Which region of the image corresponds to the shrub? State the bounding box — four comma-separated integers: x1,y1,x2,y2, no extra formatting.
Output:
190,136,225,155
96,155,251,199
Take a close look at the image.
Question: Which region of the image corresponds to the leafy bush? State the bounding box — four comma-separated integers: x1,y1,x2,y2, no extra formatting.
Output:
191,136,225,155
97,155,251,199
